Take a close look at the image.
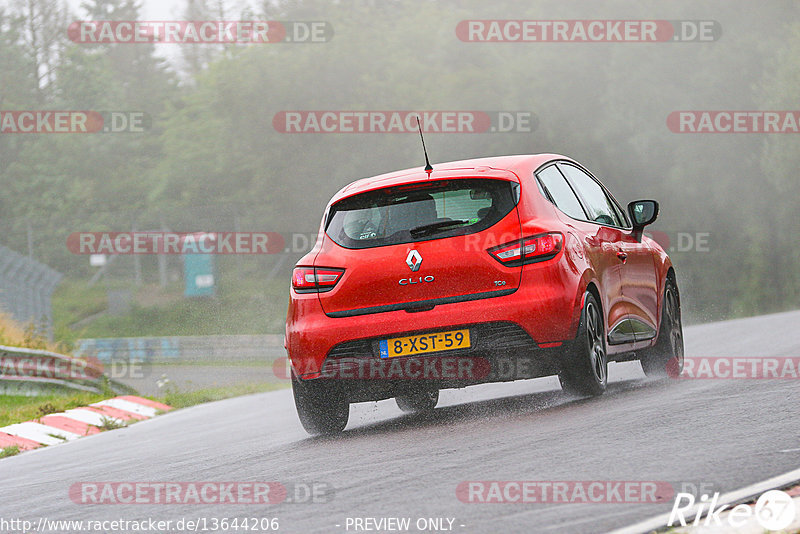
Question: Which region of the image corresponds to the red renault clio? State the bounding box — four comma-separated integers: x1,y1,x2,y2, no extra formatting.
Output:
286,154,683,434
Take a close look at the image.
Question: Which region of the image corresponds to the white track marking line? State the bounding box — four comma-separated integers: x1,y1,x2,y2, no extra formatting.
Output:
92,398,158,418
0,422,82,445
60,408,124,426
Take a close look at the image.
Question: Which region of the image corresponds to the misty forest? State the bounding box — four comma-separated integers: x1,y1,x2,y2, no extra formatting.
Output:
1,0,799,340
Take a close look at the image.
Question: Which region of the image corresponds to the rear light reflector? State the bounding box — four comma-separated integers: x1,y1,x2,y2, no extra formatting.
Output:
488,232,563,266
292,267,345,293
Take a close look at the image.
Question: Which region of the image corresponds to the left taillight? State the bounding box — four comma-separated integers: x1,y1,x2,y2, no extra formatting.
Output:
292,267,345,293
488,232,563,266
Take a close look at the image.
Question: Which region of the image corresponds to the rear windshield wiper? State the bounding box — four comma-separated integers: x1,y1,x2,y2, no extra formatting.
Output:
409,219,470,237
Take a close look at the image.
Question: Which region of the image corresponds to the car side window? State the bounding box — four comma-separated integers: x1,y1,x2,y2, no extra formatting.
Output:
558,164,621,227
536,165,587,220
610,198,630,228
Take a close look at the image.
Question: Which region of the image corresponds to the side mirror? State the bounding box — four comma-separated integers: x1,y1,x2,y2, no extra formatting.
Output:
627,200,659,242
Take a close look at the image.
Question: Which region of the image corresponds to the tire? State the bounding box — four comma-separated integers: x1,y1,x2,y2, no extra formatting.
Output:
396,390,439,413
559,292,608,396
639,277,684,378
291,371,349,435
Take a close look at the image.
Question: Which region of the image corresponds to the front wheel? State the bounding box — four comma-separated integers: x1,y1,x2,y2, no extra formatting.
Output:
291,371,349,435
559,292,608,396
639,277,684,378
396,390,439,413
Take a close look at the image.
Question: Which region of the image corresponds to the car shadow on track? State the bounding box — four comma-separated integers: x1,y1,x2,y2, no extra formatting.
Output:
306,375,674,442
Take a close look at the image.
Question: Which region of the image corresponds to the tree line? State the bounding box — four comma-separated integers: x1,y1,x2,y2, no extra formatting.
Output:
1,0,799,324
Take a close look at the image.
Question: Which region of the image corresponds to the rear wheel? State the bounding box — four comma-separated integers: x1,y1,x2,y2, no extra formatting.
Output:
640,277,684,378
396,390,439,413
291,371,349,435
559,292,608,396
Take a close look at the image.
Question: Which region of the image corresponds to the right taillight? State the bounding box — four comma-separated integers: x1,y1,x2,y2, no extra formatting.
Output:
488,232,563,266
292,267,345,293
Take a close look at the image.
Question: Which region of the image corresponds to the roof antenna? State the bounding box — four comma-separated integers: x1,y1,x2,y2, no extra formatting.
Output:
416,116,433,174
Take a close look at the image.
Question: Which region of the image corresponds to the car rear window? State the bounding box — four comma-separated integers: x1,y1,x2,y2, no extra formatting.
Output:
325,179,518,249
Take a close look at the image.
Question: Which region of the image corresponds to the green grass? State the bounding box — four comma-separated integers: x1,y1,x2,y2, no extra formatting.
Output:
52,273,290,342
51,279,112,349
0,382,286,430
0,393,108,427
154,382,288,409
96,416,128,431
0,446,21,458
1,380,284,425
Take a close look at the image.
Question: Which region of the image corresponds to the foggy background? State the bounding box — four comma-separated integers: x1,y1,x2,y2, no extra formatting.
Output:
1,0,798,344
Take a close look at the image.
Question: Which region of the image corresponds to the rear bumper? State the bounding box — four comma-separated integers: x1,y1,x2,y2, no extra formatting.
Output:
285,261,582,384
313,322,566,402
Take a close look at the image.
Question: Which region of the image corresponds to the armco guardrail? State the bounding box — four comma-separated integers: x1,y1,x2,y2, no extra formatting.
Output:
0,344,116,396
74,335,285,363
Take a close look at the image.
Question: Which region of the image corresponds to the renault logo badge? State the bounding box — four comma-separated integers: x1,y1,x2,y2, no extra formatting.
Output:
406,250,422,272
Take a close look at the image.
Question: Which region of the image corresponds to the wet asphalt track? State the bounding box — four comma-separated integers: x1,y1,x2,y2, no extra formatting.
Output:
1,310,799,534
